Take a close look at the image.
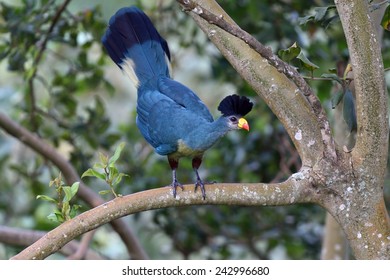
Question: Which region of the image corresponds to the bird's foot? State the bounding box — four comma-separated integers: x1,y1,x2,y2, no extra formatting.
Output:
194,178,207,200
171,179,184,198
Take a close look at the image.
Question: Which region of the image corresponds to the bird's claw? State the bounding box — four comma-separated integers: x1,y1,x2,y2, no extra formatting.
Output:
194,179,206,200
171,179,184,198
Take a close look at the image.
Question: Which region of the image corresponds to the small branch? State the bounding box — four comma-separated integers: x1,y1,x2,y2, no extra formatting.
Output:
0,112,148,259
67,230,97,260
11,175,316,260
27,0,72,131
34,0,72,69
0,225,104,259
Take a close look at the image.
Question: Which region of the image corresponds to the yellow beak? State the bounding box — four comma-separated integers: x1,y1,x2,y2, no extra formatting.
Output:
238,118,250,131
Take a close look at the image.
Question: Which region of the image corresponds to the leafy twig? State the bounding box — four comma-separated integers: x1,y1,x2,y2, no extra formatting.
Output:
37,172,81,222
82,142,129,198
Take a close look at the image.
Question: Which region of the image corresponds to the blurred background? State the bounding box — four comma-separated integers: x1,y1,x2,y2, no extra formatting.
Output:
0,0,389,259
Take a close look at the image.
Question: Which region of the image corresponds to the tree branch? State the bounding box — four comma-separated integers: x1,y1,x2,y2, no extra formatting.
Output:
176,0,336,167
0,225,104,259
67,230,97,260
0,112,148,259
11,175,316,260
336,0,388,178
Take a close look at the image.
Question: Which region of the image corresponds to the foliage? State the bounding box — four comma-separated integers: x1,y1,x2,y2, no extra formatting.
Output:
36,173,80,223
0,0,389,260
381,4,390,30
82,142,129,197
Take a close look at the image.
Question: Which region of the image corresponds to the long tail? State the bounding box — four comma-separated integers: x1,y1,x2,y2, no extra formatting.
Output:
102,7,171,88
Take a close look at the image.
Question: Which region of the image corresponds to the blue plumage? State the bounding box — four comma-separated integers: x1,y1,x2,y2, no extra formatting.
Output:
102,7,170,85
102,7,253,199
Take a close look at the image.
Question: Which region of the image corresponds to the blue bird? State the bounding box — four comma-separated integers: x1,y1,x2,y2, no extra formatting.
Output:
102,7,253,199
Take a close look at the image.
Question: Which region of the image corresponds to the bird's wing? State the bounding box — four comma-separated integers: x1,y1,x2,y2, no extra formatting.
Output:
157,77,214,122
136,89,182,155
136,87,209,156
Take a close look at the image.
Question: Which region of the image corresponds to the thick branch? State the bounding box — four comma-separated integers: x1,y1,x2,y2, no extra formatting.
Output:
11,176,316,260
177,0,336,166
336,1,389,178
0,112,148,259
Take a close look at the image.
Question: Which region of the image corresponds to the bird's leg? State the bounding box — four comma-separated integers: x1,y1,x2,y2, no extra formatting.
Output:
168,157,183,198
192,157,206,200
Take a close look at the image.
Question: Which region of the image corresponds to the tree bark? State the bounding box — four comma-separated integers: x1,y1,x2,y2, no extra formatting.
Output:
333,0,390,259
321,0,389,259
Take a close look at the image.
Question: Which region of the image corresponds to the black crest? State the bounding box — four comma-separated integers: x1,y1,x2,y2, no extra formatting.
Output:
218,94,253,117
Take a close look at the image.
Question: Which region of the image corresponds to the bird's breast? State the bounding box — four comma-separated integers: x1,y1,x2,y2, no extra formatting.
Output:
171,139,203,158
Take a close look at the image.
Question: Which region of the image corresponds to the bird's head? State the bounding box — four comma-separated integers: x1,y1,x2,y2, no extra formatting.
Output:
218,94,253,131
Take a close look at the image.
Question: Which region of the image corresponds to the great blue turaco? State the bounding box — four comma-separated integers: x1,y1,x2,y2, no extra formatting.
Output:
102,7,253,199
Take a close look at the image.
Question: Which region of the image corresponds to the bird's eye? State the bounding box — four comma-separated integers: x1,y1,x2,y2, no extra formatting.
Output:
229,116,237,122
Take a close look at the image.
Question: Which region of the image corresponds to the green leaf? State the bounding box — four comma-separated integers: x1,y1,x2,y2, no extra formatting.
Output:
70,204,81,219
298,5,336,25
62,187,72,203
321,73,342,84
278,42,301,62
81,168,105,180
62,182,79,202
343,89,357,132
99,152,109,166
48,210,64,223
381,5,390,31
331,91,344,109
93,162,105,169
113,173,129,186
81,168,94,178
328,68,337,74
297,51,319,72
108,142,126,166
109,165,119,180
321,15,340,29
314,7,329,22
70,182,80,195
36,195,57,203
98,190,112,195
298,14,314,25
